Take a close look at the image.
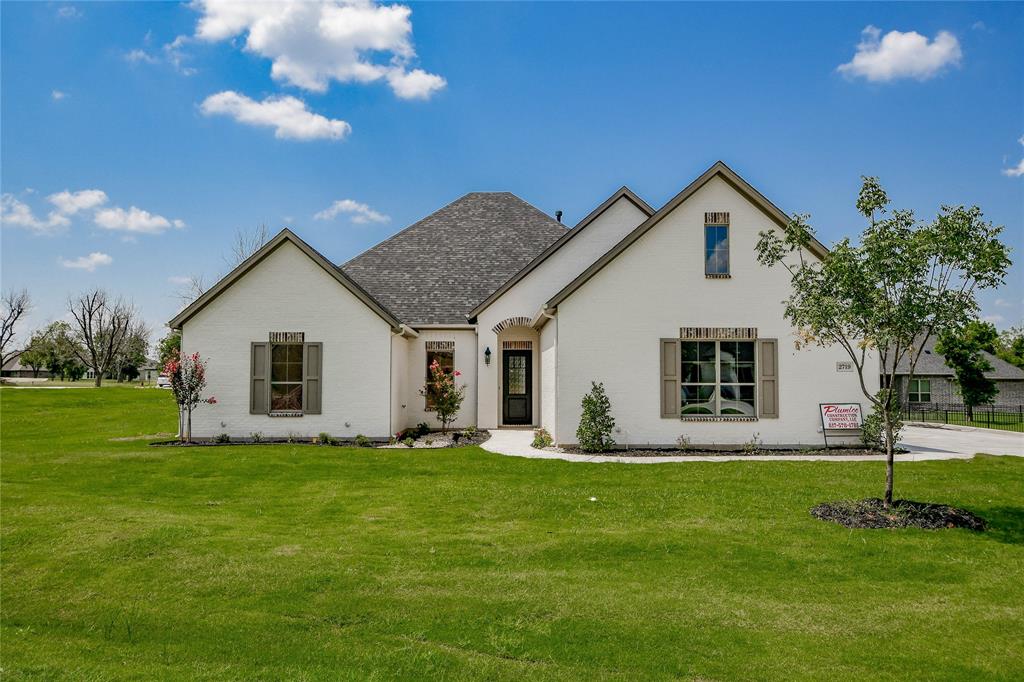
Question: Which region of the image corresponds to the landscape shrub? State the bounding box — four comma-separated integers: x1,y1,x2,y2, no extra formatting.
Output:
317,432,334,446
531,428,553,448
402,437,415,448
250,432,264,443
213,433,230,444
577,382,615,453
861,393,903,451
354,434,372,448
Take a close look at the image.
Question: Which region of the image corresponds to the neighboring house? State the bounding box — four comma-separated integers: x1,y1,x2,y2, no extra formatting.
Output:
885,336,1024,406
140,361,162,384
1,355,50,379
170,161,877,446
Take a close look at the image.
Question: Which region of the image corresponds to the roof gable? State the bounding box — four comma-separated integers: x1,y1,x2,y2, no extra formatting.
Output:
467,186,653,320
168,229,401,330
545,161,829,310
341,192,567,325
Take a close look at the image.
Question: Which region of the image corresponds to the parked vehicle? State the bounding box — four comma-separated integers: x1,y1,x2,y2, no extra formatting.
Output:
156,373,172,389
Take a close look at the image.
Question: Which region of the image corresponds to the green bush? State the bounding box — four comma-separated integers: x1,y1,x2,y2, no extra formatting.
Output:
531,428,553,449
317,432,334,446
213,433,231,444
402,437,415,448
576,382,615,453
250,432,264,444
354,434,372,448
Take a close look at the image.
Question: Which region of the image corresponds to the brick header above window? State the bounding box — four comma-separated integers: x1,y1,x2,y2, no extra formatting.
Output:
679,327,757,340
270,331,304,343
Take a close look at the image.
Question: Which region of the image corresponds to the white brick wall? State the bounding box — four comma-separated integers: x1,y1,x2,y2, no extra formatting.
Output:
181,241,393,439
554,176,878,447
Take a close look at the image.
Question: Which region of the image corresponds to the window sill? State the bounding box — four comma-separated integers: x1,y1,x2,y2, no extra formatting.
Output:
680,416,758,422
705,273,731,279
269,411,303,418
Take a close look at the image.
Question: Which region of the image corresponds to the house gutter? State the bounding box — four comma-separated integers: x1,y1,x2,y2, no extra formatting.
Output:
530,306,556,330
393,324,419,339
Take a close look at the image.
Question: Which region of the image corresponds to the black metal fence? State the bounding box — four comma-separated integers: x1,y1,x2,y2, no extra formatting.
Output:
902,402,1024,432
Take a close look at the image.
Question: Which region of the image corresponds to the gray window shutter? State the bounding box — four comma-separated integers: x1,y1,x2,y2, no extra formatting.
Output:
250,342,269,415
303,342,322,415
758,339,779,418
660,338,680,418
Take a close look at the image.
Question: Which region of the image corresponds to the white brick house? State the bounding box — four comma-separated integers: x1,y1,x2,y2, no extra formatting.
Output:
171,161,877,446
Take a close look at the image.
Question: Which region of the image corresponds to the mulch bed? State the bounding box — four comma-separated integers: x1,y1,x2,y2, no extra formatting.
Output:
150,430,491,448
810,498,987,530
555,447,895,457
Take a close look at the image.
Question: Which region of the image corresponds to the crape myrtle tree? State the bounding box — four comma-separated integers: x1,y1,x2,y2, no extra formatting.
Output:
755,177,1010,507
164,350,217,443
419,358,465,434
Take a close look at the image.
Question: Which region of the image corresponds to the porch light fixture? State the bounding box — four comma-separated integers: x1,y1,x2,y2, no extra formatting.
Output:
484,346,492,366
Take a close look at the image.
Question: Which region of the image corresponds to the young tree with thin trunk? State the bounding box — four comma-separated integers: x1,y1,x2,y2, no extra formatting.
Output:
67,289,137,387
164,350,216,442
1,288,31,367
755,177,1010,508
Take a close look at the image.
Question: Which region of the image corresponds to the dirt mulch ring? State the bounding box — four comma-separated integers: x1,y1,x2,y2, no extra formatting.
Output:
555,447,899,457
810,498,987,531
150,430,490,449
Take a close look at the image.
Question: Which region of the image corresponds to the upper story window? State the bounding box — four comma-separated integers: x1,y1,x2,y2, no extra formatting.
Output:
704,212,730,277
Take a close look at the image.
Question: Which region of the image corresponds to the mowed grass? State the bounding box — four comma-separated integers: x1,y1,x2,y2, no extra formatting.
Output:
2,387,1023,680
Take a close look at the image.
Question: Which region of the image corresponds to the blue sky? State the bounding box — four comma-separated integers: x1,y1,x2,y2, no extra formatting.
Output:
2,1,1022,343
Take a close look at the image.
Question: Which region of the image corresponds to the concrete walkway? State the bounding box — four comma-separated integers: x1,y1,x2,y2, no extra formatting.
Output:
480,425,1023,464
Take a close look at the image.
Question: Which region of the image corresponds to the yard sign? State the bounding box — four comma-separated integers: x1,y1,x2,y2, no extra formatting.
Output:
819,403,863,448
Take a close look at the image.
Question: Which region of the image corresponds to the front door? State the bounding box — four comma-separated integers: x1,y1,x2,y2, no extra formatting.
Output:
502,350,532,425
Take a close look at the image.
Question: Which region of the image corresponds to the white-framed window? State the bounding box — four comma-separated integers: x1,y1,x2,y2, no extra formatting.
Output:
908,378,931,403
270,341,304,412
704,212,730,277
680,340,756,416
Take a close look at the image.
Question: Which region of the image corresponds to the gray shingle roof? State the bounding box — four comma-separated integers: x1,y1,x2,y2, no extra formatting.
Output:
340,192,567,325
886,336,1024,380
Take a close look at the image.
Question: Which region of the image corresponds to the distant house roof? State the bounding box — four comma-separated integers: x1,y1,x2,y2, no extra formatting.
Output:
341,192,567,325
2,354,25,372
887,336,1024,381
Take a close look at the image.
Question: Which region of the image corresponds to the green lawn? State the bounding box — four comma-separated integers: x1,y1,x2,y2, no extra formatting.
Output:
2,386,1023,680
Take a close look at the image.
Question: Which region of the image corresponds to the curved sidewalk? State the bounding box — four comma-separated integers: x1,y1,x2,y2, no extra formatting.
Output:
480,425,1023,464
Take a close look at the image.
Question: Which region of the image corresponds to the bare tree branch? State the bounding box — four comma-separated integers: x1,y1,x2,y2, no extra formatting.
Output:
1,288,32,367
66,289,138,387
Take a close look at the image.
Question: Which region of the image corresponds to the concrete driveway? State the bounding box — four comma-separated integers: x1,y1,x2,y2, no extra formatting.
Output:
902,423,1023,457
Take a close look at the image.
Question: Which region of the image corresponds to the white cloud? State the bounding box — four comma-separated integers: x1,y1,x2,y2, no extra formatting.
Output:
51,89,69,101
125,48,159,65
314,198,389,224
1003,135,1024,177
167,275,192,285
1,194,70,235
191,0,445,99
59,252,113,272
200,90,351,141
94,206,185,234
57,5,82,20
982,314,1005,325
47,189,108,215
838,26,962,82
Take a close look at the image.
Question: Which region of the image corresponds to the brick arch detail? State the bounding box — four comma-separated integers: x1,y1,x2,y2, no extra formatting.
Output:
492,316,532,334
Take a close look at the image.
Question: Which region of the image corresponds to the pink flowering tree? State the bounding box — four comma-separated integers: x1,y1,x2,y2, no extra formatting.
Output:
164,350,216,443
419,358,465,434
